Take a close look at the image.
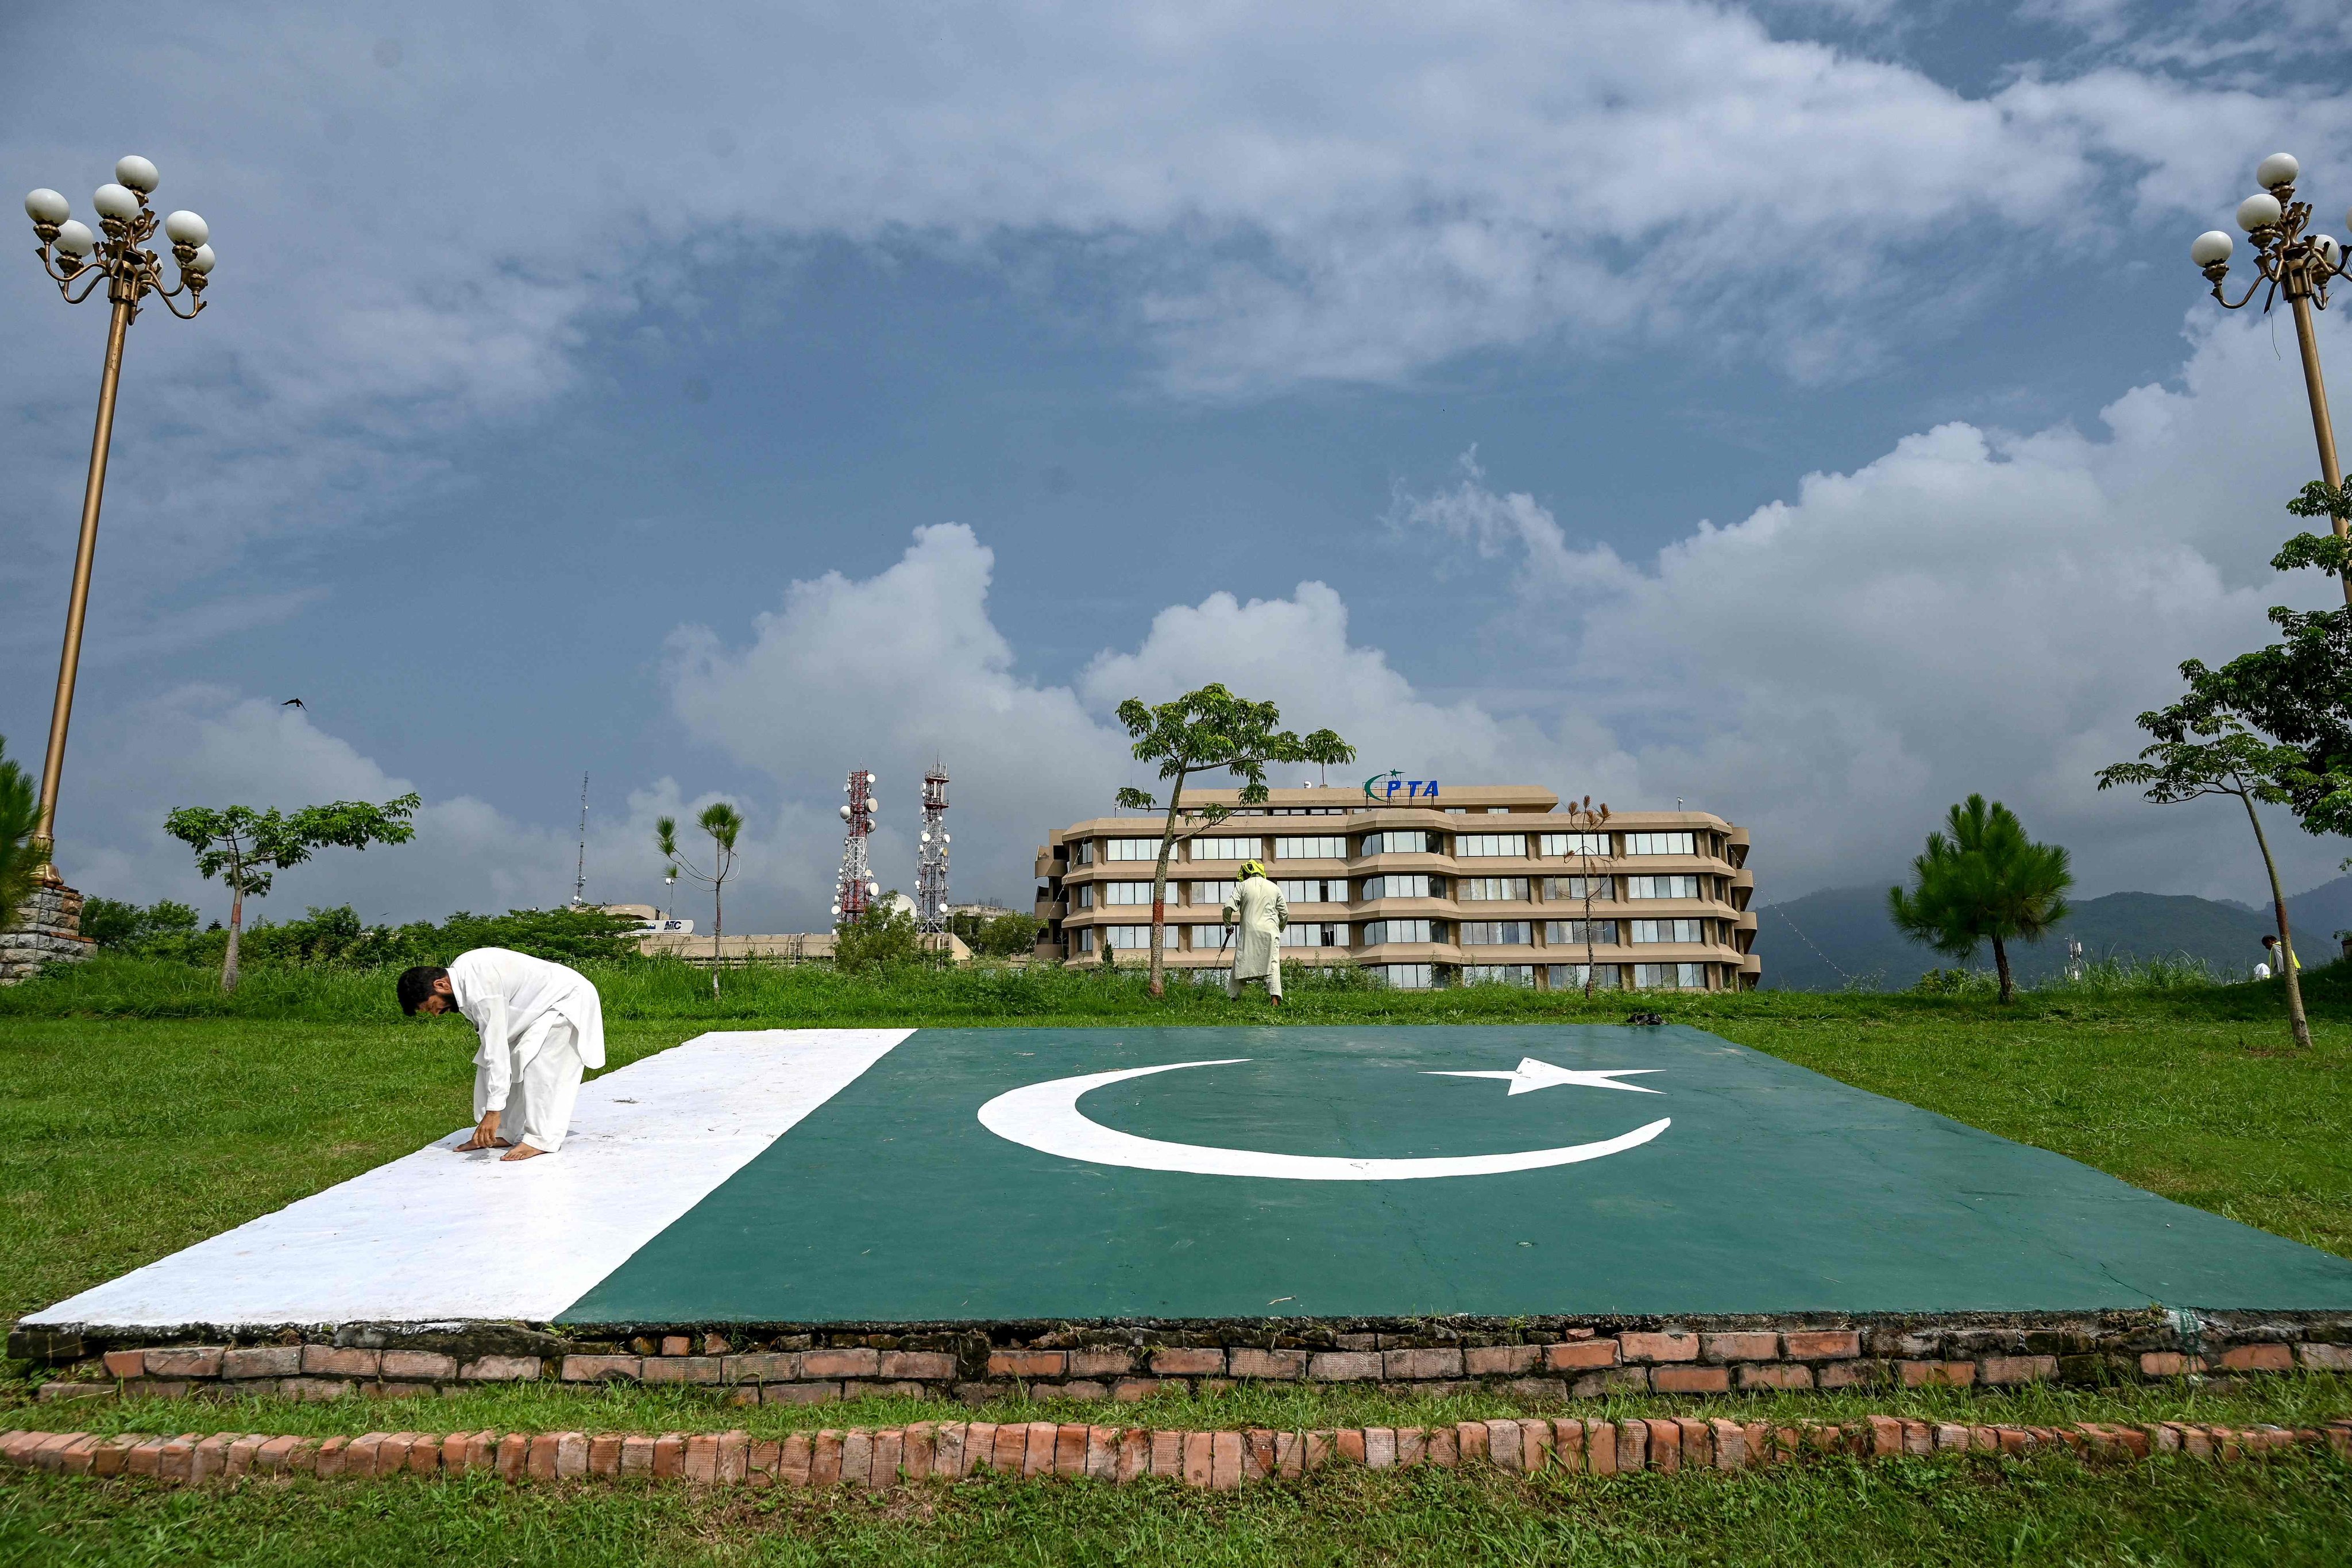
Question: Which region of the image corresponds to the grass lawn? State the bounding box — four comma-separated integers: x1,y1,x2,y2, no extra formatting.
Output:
4,955,2351,1562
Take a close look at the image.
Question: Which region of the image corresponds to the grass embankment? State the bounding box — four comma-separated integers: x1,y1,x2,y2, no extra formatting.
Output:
5,956,2351,1563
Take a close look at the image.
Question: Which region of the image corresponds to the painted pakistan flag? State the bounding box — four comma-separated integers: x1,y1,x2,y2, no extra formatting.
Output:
562,1025,2352,1324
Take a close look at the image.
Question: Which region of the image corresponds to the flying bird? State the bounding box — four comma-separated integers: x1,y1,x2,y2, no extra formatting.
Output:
281,698,305,710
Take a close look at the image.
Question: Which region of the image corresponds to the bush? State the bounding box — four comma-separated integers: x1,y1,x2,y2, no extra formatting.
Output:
78,897,199,949
94,903,645,970
833,902,933,974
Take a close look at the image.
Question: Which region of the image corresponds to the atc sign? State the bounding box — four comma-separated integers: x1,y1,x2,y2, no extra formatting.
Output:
1364,769,1440,804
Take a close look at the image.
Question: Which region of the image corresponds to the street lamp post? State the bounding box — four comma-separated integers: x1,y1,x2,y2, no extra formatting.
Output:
2192,151,2352,609
19,156,214,883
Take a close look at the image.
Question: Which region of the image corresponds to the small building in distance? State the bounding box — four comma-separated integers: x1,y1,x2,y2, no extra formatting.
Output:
1032,783,1756,990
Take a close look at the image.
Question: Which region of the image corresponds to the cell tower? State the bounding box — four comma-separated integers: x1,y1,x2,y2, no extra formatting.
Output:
917,761,950,934
570,773,589,907
832,768,879,924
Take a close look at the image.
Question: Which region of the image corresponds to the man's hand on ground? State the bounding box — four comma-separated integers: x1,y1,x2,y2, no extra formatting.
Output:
454,1110,504,1152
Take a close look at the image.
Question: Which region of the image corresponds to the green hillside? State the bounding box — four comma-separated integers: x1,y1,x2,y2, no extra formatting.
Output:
1757,878,2352,991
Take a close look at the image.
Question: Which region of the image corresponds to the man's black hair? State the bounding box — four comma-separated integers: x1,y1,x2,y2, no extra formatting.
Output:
397,965,450,1016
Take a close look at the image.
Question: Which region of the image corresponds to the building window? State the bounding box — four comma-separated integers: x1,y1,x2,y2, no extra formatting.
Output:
1076,927,1093,951
1547,963,1619,990
1626,874,1702,899
1360,874,1442,899
1545,919,1619,945
1103,924,1173,949
1625,832,1698,856
1193,837,1259,860
1633,962,1707,988
1362,831,1439,856
1459,921,1532,945
1280,922,1348,948
1460,877,1530,901
1073,885,1094,909
1461,964,1535,986
1539,832,1612,857
1374,964,1434,990
1362,919,1440,945
1276,878,1346,903
1104,839,1163,862
1100,881,1155,905
1628,918,1705,944
1544,875,1615,902
1073,840,1096,866
1455,833,1526,858
1273,835,1348,859
1187,925,1231,951
1191,880,1237,905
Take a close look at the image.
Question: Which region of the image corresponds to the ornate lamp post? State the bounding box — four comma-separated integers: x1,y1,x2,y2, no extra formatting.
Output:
18,156,214,882
2192,152,2352,608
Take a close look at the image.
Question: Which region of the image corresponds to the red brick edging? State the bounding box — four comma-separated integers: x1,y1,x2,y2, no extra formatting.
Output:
6,1415,2349,1489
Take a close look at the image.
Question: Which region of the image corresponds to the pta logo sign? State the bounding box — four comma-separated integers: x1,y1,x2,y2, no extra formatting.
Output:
1364,770,1440,804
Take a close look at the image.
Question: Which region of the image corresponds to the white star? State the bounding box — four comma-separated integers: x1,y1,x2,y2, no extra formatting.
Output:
1425,1057,1662,1096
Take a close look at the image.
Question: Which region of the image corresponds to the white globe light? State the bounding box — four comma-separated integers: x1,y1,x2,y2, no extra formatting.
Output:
185,244,215,275
24,188,68,225
114,156,159,193
91,183,139,220
53,220,95,256
163,209,208,245
2317,235,2346,269
2257,152,2301,191
838,804,851,821
2189,230,2234,267
2238,192,2284,231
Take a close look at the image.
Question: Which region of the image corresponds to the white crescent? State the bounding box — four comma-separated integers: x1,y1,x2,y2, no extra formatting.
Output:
975,1059,1670,1181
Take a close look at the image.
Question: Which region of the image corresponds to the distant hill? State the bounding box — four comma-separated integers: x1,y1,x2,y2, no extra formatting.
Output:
1755,876,2352,991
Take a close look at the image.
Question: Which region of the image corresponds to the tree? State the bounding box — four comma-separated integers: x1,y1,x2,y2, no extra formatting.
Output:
835,895,927,973
1553,797,1612,997
2098,720,2312,1048
0,737,37,936
1886,795,2072,1003
163,794,420,991
657,801,742,996
1110,684,1355,997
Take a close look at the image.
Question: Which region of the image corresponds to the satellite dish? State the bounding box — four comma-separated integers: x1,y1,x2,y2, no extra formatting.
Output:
838,804,851,821
865,797,879,812
941,833,949,844
866,880,879,897
920,831,930,844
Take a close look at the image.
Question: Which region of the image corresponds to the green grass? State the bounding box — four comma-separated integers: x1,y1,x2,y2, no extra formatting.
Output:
5,1449,2350,1566
7,956,2352,1561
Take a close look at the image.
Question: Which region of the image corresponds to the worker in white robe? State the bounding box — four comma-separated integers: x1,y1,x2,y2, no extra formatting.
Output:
397,948,606,1161
1222,859,1288,1003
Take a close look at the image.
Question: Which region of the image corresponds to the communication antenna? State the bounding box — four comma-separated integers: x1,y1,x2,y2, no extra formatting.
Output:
833,768,879,923
571,772,589,907
917,759,951,934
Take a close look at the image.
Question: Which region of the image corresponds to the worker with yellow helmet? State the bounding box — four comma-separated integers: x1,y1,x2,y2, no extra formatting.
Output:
1222,859,1288,1004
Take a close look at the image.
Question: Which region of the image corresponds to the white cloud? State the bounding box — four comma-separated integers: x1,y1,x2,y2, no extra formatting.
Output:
6,0,2349,648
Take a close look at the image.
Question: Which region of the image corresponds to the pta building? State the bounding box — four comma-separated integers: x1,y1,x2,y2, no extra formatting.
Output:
1033,783,1757,990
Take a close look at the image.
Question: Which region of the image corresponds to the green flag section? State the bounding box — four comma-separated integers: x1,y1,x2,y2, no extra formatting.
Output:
561,1025,2352,1323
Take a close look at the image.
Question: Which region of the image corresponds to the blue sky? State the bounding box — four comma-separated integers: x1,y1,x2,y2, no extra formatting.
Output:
6,0,2352,931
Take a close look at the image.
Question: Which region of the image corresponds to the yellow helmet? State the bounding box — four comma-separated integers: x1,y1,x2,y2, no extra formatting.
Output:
1240,859,1266,880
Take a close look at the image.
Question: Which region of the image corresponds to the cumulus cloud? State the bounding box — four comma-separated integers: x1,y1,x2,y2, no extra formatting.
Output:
6,0,2348,656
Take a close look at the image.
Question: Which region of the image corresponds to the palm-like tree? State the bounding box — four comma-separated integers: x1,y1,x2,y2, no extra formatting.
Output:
0,737,39,934
1887,795,2072,1003
658,801,743,997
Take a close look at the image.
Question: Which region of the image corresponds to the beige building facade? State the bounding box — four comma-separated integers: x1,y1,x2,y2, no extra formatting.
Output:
1033,785,1757,990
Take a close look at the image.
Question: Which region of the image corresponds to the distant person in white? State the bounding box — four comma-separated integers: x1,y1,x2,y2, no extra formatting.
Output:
397,949,606,1161
1222,859,1288,1005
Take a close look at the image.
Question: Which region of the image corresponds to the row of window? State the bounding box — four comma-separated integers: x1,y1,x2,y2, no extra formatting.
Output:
1072,831,1705,865
1369,961,1716,991
1064,919,1731,951
1071,874,1714,907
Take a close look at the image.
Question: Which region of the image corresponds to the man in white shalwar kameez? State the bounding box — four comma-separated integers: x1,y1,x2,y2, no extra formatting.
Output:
398,948,606,1161
1222,859,1288,1004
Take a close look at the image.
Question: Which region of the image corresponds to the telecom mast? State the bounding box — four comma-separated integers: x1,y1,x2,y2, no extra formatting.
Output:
917,761,950,934
832,768,879,924
570,773,589,907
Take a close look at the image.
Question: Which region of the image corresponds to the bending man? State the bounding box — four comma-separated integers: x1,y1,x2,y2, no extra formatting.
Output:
1222,859,1288,1005
397,948,606,1161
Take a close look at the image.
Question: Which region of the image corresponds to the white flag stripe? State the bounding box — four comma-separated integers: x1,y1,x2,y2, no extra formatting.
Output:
26,1028,912,1330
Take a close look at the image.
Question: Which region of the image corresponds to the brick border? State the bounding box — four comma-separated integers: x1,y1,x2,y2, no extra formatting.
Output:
33,1319,2352,1407
4,1414,2347,1489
